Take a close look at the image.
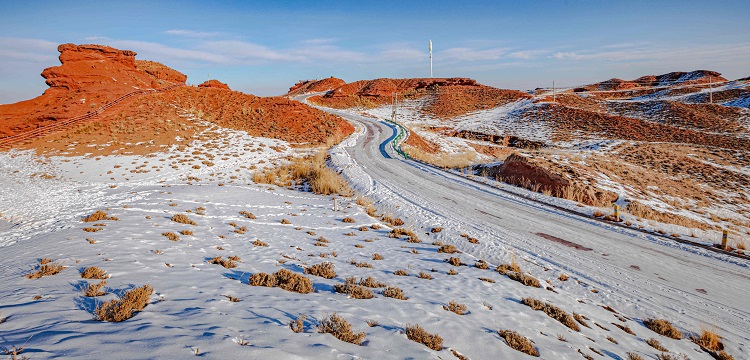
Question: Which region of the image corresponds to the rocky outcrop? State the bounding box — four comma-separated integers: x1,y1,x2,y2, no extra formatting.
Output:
486,153,570,195
198,79,231,90
288,77,346,95
136,60,188,85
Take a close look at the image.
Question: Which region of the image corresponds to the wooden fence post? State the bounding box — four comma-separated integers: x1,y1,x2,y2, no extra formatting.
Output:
721,230,728,250
613,204,620,222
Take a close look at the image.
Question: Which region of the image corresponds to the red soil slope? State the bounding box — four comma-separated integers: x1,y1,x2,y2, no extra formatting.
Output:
309,77,530,118
288,77,346,96
0,43,186,138
198,79,231,90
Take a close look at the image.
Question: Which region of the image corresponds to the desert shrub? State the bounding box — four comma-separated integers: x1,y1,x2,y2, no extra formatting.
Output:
431,227,443,233
479,277,495,283
606,336,617,344
180,230,194,236
305,262,336,279
558,273,568,281
437,244,458,254
350,260,373,268
249,272,278,287
209,256,237,268
342,217,355,223
162,232,180,241
447,269,458,275
275,269,314,293
290,314,306,333
318,313,366,345
394,269,408,276
643,318,682,339
358,277,386,288
626,353,644,360
334,279,374,299
95,284,153,322
371,253,383,260
26,258,65,279
253,239,269,247
389,228,418,240
418,271,433,280
239,211,256,219
83,210,118,222
443,301,467,315
474,260,489,269
366,319,378,327
692,327,724,352
254,152,352,196
83,281,108,297
446,257,463,266
405,324,442,350
358,226,369,231
497,260,540,287
521,298,579,331
80,266,108,279
382,286,407,300
498,329,539,356
83,227,102,232
281,218,291,224
646,338,667,351
171,214,196,225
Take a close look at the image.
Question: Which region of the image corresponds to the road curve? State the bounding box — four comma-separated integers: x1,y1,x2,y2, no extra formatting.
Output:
302,97,750,341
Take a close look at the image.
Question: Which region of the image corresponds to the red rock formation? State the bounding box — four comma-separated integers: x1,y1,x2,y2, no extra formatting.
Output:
198,79,231,90
288,77,346,95
0,43,187,138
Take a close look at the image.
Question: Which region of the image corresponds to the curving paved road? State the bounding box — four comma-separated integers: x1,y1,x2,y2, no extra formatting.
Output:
301,96,750,342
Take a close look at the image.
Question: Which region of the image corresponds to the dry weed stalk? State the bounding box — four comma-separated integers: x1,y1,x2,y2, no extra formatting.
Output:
643,318,682,339
443,301,467,315
290,314,306,333
26,258,65,279
692,326,724,352
83,281,108,297
646,338,668,351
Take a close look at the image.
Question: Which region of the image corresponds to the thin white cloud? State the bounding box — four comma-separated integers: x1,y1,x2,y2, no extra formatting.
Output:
165,29,226,38
199,40,303,63
508,50,550,59
0,37,58,62
440,47,508,62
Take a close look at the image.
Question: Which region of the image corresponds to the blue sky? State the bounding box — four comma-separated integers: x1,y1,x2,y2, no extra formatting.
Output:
1,0,748,103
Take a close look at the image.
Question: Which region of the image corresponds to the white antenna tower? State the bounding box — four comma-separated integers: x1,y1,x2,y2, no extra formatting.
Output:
429,39,433,78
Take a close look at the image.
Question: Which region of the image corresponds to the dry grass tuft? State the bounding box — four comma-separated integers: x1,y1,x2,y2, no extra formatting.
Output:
95,284,153,322
252,239,269,247
80,266,109,279
521,298,580,331
83,281,108,297
358,276,386,288
418,271,433,280
448,269,458,275
281,218,291,224
318,313,366,345
443,301,467,315
692,327,724,352
498,329,539,357
574,313,590,328
83,210,118,222
558,273,569,281
180,230,194,236
646,338,668,351
304,262,336,279
209,256,237,268
162,232,180,241
438,244,459,253
342,217,355,223
290,314,306,333
83,227,102,232
394,269,408,276
371,253,383,260
249,269,313,294
479,277,495,283
626,353,644,360
350,260,373,268
644,318,682,339
382,286,407,300
405,324,443,351
254,152,353,196
334,278,374,299
366,319,378,327
474,260,489,269
239,211,256,219
171,214,196,225
497,262,540,288
446,257,463,266
612,322,635,335
26,258,65,279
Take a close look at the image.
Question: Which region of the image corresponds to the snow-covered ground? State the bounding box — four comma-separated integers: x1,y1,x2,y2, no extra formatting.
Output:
1,112,748,359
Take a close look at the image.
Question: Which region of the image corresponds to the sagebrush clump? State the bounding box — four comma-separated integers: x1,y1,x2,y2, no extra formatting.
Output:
643,318,682,339
304,262,336,279
443,301,467,315
318,313,366,345
249,269,313,294
405,324,442,350
26,258,65,279
95,284,153,322
498,329,539,356
521,298,579,331
171,214,197,225
80,266,108,279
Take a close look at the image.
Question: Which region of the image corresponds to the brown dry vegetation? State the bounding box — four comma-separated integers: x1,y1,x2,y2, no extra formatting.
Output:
643,318,682,339
26,258,65,279
443,301,467,315
95,284,153,322
171,213,196,225
497,329,539,357
304,262,336,279
318,313,366,345
382,286,407,300
333,278,374,299
208,256,237,269
248,269,314,294
521,298,580,331
80,266,108,279
83,281,108,297
253,152,352,196
405,324,443,351
83,210,118,222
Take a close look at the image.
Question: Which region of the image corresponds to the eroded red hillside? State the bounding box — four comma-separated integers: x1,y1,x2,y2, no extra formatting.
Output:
0,43,186,138
288,77,346,96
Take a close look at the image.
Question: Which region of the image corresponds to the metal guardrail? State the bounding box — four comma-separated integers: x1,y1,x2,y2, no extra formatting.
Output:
385,118,409,159
0,83,183,149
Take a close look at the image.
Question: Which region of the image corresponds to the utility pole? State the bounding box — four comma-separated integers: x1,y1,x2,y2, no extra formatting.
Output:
391,92,398,122
552,80,556,103
429,39,433,78
709,76,713,104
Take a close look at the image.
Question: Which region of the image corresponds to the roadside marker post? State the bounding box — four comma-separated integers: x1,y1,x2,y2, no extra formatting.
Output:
721,230,728,249
334,197,338,212
613,204,620,222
